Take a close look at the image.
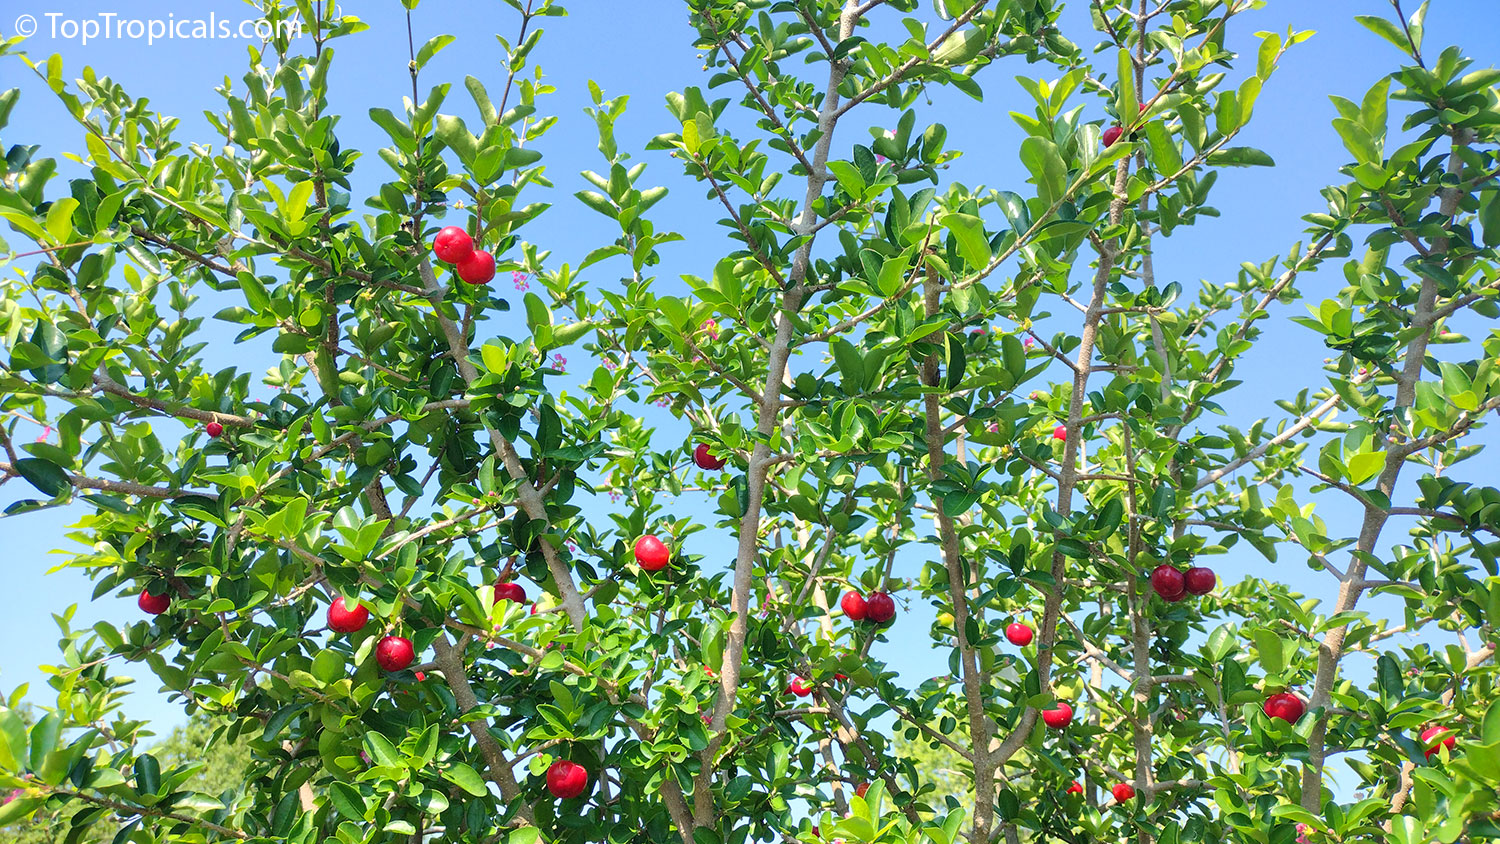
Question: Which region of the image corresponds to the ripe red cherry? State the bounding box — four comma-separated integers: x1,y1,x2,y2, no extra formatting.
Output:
327,596,370,633
693,443,726,470
1102,126,1124,147
634,535,671,571
1066,780,1084,795
1420,725,1457,760
1150,564,1187,601
1005,623,1034,646
1111,783,1135,802
1052,424,1068,441
840,591,868,621
1183,566,1216,596
432,226,474,263
1041,702,1073,729
1262,692,1306,723
414,671,426,682
864,591,896,624
204,421,224,438
138,591,171,615
855,782,869,798
455,249,496,285
494,582,527,604
376,635,415,672
786,677,814,697
546,759,590,799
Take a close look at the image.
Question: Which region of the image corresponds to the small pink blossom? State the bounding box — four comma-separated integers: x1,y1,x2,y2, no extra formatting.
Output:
608,491,620,503
1023,337,1035,350
512,272,531,290
552,354,567,372
654,398,671,408
35,425,52,443
700,319,720,341
875,154,888,164
987,422,999,433
603,358,618,370
2,788,20,805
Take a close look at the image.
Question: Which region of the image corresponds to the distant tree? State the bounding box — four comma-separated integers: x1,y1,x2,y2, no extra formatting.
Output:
894,731,971,816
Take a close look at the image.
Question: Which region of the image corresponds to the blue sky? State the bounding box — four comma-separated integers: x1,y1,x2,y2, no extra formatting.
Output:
2,0,1497,774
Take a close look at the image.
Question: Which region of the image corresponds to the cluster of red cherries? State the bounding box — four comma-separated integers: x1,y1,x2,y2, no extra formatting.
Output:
1149,563,1216,602
432,225,496,285
839,589,898,625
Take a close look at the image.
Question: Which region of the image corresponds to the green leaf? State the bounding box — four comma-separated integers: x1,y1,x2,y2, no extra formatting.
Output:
442,763,488,796
1354,15,1414,57
133,753,161,796
415,34,456,70
1206,147,1275,168
13,457,70,497
329,780,367,820
1253,629,1285,675
830,338,865,390
1346,451,1385,485
941,213,991,269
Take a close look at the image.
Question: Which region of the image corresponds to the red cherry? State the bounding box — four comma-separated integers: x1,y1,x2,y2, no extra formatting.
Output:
1111,783,1135,802
635,535,671,571
414,671,426,682
1066,780,1084,795
494,582,527,604
327,596,370,633
864,591,896,624
1150,564,1187,601
376,635,415,672
855,782,869,798
1183,566,1216,596
1419,725,1457,760
455,249,496,285
1262,692,1305,723
204,421,224,438
1005,623,1034,647
433,226,475,263
546,759,590,799
840,591,868,621
138,591,171,615
693,443,726,470
1042,702,1073,729
1052,424,1068,441
787,677,813,697
1102,126,1124,147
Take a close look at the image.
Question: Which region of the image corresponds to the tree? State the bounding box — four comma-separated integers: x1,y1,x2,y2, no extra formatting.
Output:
1,707,248,843
1,0,1498,843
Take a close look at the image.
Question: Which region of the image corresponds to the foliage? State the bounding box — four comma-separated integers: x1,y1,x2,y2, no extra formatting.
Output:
0,0,1499,843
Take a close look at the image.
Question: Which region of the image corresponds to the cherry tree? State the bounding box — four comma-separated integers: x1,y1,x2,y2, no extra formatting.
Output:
1,1,1498,843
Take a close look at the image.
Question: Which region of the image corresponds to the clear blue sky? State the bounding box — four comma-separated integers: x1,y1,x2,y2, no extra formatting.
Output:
2,0,1497,755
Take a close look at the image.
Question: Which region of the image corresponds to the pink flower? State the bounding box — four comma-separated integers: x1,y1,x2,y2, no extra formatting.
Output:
2,788,20,805
35,425,52,443
700,319,720,341
552,354,567,372
512,272,531,290
1023,337,1034,350
986,422,999,433
608,491,620,503
603,358,618,370
875,154,888,164
654,398,671,408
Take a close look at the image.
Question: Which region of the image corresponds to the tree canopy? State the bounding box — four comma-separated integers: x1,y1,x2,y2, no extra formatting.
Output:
1,1,1499,843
